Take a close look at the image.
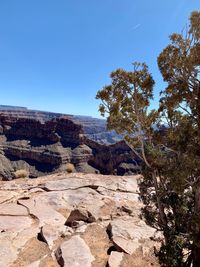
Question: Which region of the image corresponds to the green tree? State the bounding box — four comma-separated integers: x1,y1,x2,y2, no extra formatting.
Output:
96,11,200,267
96,63,191,267
157,11,200,267
96,63,176,265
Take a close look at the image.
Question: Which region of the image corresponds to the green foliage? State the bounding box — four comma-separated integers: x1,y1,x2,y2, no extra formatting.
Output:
96,11,200,267
96,62,155,133
96,62,158,168
158,236,186,267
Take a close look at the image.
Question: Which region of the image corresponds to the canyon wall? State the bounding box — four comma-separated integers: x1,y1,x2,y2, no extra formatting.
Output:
0,106,141,180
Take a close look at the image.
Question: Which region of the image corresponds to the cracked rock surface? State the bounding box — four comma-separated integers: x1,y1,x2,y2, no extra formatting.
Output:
0,173,160,267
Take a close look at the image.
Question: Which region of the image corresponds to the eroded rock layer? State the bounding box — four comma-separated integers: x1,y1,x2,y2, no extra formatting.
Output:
0,108,140,180
0,105,122,143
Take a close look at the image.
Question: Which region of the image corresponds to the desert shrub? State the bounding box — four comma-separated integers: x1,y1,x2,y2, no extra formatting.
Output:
65,163,75,173
14,169,29,179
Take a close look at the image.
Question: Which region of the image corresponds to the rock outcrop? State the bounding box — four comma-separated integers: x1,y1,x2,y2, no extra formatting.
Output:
0,173,160,267
0,106,141,180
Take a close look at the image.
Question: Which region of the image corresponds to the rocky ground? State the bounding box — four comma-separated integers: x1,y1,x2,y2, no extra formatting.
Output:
0,173,160,267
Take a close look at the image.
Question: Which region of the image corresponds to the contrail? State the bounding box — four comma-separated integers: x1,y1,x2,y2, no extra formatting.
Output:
130,24,141,31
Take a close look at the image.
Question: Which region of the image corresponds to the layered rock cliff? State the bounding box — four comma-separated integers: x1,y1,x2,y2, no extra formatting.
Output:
0,106,141,180
0,105,122,144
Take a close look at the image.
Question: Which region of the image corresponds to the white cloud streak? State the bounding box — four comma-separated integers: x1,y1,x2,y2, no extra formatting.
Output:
130,23,141,31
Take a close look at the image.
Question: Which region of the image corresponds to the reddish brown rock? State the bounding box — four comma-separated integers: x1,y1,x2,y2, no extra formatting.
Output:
0,110,140,180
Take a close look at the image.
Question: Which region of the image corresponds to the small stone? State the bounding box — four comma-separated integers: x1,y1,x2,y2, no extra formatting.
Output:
121,205,132,215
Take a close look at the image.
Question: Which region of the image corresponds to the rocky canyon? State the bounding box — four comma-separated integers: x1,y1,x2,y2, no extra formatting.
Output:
0,106,141,180
0,106,160,267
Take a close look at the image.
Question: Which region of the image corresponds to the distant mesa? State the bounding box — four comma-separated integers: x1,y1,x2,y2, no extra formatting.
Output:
0,105,28,110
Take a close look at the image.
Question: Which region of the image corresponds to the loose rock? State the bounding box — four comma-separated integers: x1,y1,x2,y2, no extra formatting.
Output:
55,235,95,267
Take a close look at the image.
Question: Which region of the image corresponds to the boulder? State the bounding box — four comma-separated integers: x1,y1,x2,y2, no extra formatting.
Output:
65,208,96,227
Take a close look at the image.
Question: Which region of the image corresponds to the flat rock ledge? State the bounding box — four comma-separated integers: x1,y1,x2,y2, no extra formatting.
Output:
0,173,160,267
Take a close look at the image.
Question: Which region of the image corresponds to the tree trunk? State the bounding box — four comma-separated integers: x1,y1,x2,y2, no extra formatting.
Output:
152,170,168,231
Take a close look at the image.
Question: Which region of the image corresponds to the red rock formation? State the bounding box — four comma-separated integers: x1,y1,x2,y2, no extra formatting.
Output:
0,111,140,180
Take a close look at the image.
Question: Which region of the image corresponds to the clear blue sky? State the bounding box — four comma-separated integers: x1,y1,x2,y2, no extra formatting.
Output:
0,1,199,117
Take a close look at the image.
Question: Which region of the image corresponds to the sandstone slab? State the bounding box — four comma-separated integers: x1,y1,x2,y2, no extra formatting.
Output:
0,215,33,232
40,224,72,249
108,217,157,255
0,225,39,267
18,198,66,227
56,235,95,267
0,203,28,216
0,190,19,204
